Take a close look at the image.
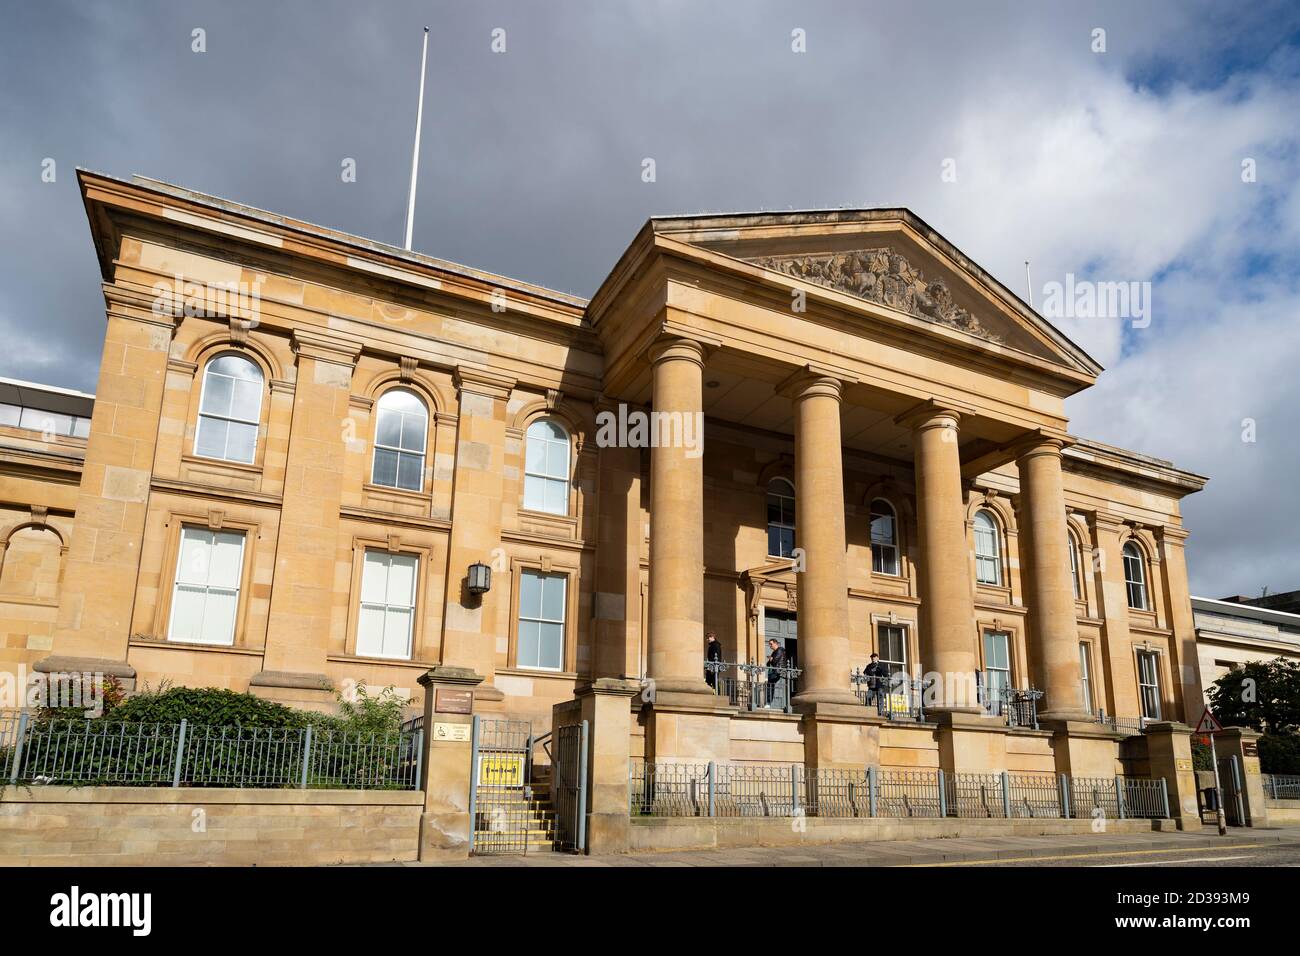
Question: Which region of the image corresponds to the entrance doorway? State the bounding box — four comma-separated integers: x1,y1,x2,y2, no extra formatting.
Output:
762,610,798,710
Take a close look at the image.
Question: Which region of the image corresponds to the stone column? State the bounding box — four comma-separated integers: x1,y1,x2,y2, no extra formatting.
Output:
644,338,710,698
556,678,639,854
592,417,642,681
898,402,979,711
435,367,516,705
1091,512,1141,720
784,371,858,707
253,329,360,708
1144,721,1201,830
1216,727,1270,828
1156,526,1203,723
42,305,175,684
1015,434,1091,721
416,667,482,862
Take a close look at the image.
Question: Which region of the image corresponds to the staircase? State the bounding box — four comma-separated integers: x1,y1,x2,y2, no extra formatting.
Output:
473,770,559,854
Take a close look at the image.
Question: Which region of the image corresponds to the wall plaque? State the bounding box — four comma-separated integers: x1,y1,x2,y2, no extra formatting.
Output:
435,688,473,714
432,722,470,742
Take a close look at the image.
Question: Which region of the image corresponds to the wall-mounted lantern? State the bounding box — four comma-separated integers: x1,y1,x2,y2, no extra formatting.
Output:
467,561,492,596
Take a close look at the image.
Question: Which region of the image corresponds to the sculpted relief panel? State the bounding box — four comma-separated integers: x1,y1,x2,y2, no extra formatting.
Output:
746,247,1005,344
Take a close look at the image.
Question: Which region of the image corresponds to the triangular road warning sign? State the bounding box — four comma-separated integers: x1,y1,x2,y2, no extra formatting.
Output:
1194,707,1224,734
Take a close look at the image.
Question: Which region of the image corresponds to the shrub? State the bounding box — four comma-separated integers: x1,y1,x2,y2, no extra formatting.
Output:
1259,733,1300,775
103,686,313,729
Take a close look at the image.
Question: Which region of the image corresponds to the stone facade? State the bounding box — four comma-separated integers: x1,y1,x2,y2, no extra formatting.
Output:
1,175,1209,791
1193,595,1300,699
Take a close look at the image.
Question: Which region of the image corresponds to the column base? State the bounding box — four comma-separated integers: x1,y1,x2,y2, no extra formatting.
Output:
1040,718,1124,778
643,692,736,763
934,710,1013,773
796,699,883,769
1037,708,1095,724
34,655,136,681
791,688,865,709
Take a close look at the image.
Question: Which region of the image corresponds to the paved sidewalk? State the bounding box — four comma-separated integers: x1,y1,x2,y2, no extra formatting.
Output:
416,826,1300,867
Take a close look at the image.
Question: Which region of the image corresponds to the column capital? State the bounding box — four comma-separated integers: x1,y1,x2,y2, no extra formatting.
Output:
1007,428,1076,461
646,335,709,368
894,398,973,432
775,363,856,401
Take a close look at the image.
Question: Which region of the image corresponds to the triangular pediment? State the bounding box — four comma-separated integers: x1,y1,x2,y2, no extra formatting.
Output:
648,210,1101,378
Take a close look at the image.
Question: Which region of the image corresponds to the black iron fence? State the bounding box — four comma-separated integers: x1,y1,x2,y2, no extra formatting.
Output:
850,671,931,722
1263,774,1300,801
976,682,1044,729
630,760,1171,821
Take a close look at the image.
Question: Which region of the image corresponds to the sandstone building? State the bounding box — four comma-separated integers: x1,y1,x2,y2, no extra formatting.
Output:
0,171,1208,783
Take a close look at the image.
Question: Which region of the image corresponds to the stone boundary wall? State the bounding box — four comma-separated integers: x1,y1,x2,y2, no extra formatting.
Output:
0,786,423,866
1264,798,1300,825
629,814,1176,852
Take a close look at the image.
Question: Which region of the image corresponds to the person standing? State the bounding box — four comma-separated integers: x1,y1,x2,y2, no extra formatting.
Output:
766,637,788,708
704,630,723,688
863,651,891,713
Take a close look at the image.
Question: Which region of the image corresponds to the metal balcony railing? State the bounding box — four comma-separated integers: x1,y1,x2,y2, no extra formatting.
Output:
849,671,931,722
976,681,1044,729
705,660,802,714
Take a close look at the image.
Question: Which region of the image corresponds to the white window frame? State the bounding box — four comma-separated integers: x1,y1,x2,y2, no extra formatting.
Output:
973,510,1002,585
1136,649,1162,721
523,419,571,515
1079,641,1094,714
516,569,567,671
1123,542,1149,610
1068,534,1081,599
194,353,263,465
870,499,900,576
371,389,428,492
876,624,908,677
981,629,1012,715
767,478,796,558
167,527,246,646
356,550,418,660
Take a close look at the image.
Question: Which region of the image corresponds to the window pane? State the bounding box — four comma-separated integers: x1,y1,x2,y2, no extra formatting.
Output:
399,413,427,453
541,575,565,622
396,452,423,491
523,475,547,511
544,476,567,514
208,532,244,587
545,440,568,480
201,373,234,417
0,403,19,427
383,608,413,658
226,422,257,463
169,585,207,641
194,417,228,459
386,554,417,605
517,620,540,669
376,410,403,449
176,529,213,584
231,379,262,423
201,589,238,645
539,623,563,669
356,605,386,657
871,511,894,545
519,571,543,617
372,448,399,487
361,552,390,604
210,354,260,381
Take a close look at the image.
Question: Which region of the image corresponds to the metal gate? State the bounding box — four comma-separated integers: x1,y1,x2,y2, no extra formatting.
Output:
1218,755,1246,827
469,717,533,855
551,720,589,853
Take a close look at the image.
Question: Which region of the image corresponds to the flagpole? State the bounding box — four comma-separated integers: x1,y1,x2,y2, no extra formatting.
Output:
404,26,430,251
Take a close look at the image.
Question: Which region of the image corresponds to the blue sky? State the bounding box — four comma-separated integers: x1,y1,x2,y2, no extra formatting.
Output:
1,0,1298,595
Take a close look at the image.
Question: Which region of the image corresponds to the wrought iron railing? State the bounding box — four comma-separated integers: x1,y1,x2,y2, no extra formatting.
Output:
1092,710,1146,736
976,682,1044,729
2,713,423,790
705,660,802,713
850,671,931,722
1263,774,1300,800
628,760,1170,820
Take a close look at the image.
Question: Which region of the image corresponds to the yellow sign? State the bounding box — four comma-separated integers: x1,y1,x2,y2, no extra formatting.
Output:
479,754,525,787
432,722,470,742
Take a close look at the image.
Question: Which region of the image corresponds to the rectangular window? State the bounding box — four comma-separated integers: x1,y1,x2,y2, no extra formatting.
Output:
517,570,566,670
1137,650,1162,721
356,550,418,659
168,527,245,645
981,630,1012,715
876,625,907,676
1079,642,1094,714
1069,540,1080,599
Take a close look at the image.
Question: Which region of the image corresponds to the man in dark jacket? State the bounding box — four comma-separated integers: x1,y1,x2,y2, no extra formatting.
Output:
863,652,891,713
766,638,788,708
704,631,723,688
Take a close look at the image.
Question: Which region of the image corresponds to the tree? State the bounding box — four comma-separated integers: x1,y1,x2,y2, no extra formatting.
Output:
1207,658,1300,735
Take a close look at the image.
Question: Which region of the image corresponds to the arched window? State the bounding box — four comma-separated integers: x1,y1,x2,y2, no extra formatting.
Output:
195,353,263,464
870,499,899,575
767,478,796,558
372,389,428,492
1068,532,1083,599
523,419,571,514
973,510,1001,585
1122,541,1149,610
